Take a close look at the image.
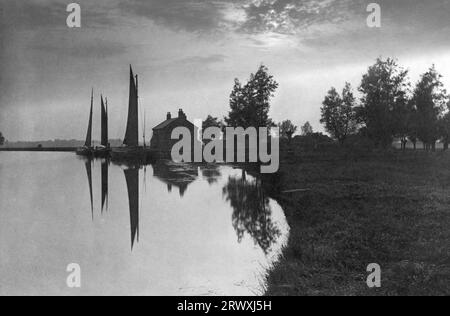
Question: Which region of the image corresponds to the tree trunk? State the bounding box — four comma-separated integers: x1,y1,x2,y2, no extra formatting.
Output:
401,139,407,151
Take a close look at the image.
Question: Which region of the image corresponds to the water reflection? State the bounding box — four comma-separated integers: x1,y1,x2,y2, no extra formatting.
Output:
200,164,222,185
82,159,282,255
82,157,141,249
152,161,198,197
124,167,140,250
101,160,109,213
223,170,281,255
0,153,289,295
82,159,201,249
84,159,94,219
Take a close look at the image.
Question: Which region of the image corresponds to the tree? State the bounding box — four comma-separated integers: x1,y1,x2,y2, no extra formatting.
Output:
278,120,298,142
225,64,279,128
0,132,4,146
202,115,224,131
439,112,450,151
407,107,420,150
301,122,313,136
392,96,415,151
358,58,410,148
320,83,358,145
413,65,448,151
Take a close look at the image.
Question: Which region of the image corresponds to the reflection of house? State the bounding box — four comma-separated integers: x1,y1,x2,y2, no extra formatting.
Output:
152,161,198,197
150,109,195,159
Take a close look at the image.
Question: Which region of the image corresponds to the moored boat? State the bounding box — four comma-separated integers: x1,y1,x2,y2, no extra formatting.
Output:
111,66,148,162
93,96,110,158
76,89,95,157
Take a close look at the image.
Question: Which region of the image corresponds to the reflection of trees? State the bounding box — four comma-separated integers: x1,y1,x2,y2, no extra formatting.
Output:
201,165,222,185
222,171,281,254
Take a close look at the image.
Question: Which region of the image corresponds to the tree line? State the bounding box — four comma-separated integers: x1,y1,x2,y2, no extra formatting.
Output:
320,58,449,151
201,59,449,152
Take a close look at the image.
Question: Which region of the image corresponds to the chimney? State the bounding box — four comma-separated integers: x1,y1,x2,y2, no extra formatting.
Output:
178,109,186,119
167,112,171,120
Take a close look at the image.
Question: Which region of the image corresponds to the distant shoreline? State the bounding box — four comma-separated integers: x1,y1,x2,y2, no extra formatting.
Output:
0,147,76,152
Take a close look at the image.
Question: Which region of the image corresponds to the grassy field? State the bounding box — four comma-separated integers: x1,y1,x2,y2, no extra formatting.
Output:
265,149,450,296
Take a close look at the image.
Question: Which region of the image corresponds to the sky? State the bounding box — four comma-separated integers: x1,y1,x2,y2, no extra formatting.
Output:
1,0,450,141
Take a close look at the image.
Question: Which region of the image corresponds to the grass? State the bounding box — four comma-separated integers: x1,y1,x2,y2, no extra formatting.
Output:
264,149,450,296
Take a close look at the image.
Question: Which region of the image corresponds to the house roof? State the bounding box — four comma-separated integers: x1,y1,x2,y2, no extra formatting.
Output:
153,118,178,130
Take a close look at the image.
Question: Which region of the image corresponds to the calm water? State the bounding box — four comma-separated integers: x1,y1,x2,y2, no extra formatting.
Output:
0,152,289,296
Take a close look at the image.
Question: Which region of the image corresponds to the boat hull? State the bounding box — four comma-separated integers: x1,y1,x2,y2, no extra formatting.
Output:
76,147,94,157
93,147,111,158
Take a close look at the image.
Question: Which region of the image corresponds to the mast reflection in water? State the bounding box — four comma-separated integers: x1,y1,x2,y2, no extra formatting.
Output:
124,167,139,250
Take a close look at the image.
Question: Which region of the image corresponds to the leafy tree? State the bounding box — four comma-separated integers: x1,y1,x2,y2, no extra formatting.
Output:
202,115,224,131
358,58,410,148
413,65,448,151
225,64,278,128
0,132,4,146
278,120,298,142
320,83,358,145
301,122,313,136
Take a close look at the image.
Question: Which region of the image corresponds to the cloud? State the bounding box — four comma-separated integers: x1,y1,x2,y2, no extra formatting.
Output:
237,0,363,34
178,54,227,65
120,0,240,33
118,0,363,35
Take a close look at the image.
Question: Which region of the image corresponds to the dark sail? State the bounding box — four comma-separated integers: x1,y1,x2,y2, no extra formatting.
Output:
85,89,94,147
101,160,109,213
123,67,139,147
101,96,108,147
85,159,94,220
124,168,139,250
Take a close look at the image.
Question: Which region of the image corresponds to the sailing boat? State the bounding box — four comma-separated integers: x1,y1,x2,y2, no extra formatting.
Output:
94,95,110,158
76,89,95,157
111,66,147,162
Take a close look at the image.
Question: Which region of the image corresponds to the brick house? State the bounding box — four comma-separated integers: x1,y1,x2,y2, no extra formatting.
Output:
150,109,195,159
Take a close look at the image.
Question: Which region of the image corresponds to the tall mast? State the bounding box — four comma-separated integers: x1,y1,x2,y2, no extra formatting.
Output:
85,88,94,148
105,98,108,148
143,109,146,148
101,95,108,147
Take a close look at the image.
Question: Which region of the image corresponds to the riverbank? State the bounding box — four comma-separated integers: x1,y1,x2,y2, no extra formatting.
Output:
265,149,450,296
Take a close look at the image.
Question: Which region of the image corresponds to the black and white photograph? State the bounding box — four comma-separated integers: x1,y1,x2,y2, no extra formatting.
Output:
0,0,449,300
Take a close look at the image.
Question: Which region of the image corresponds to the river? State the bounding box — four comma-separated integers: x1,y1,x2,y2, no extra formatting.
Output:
0,152,289,296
